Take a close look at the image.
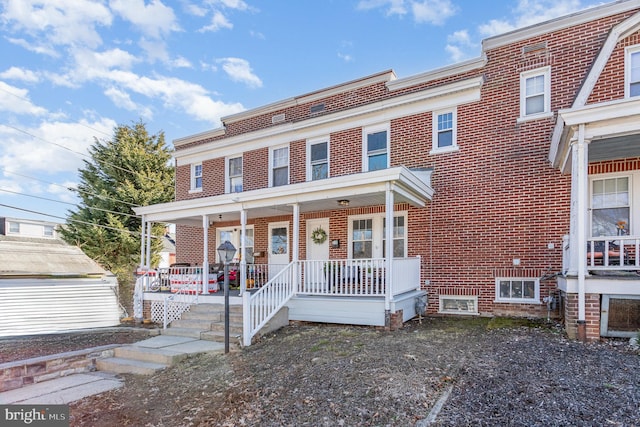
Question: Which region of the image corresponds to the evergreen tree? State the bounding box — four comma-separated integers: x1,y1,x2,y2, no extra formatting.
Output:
60,121,174,312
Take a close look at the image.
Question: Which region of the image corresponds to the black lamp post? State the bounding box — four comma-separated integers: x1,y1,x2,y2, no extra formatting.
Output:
217,240,236,353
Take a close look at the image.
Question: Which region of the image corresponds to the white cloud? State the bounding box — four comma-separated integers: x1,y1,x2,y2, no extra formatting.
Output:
103,87,153,119
170,56,193,68
478,19,517,38
0,67,40,83
338,53,354,63
218,57,263,88
109,0,180,39
447,30,471,46
1,0,112,49
199,10,233,32
357,0,407,16
0,82,48,116
412,0,457,25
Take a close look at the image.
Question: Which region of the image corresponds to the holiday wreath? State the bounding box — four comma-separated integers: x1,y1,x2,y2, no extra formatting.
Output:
311,227,327,244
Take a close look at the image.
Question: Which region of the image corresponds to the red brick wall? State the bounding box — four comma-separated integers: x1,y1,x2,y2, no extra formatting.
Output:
562,292,601,341
244,148,269,191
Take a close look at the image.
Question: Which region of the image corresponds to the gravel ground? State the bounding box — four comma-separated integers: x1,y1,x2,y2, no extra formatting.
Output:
1,317,639,426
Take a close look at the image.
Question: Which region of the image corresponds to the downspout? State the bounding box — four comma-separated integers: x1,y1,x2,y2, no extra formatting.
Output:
574,124,589,341
385,183,394,324
239,209,247,296
202,215,209,295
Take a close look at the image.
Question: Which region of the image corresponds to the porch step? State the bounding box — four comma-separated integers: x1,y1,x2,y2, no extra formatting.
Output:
200,329,243,344
96,357,167,375
208,321,244,335
161,327,207,339
114,345,188,365
170,318,217,330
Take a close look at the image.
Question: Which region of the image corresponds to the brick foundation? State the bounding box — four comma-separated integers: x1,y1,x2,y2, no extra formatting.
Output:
561,292,601,341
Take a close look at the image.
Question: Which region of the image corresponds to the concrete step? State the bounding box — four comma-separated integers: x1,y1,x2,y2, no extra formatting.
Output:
161,327,205,339
114,345,188,365
170,318,216,330
181,310,222,322
189,303,243,313
96,357,167,375
200,330,243,344
208,321,243,334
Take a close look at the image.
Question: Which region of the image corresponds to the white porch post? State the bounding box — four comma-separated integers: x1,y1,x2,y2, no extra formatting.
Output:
385,183,393,314
239,209,247,295
573,124,589,334
139,215,146,267
292,203,300,293
145,221,152,268
202,215,209,295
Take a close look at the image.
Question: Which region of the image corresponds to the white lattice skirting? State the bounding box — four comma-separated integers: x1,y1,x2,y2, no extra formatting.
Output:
151,300,191,324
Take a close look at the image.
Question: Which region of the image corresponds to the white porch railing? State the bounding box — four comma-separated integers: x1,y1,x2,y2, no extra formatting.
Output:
563,235,640,272
243,261,297,346
242,257,421,346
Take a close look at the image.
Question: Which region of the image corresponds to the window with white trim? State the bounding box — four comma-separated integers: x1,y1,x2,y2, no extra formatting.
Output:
227,156,243,193
8,221,19,234
495,278,540,303
43,225,54,237
439,295,478,314
349,212,407,259
190,163,202,192
217,226,254,264
519,66,551,119
363,125,389,172
431,109,457,153
591,176,630,236
307,138,329,181
626,46,640,98
270,145,289,187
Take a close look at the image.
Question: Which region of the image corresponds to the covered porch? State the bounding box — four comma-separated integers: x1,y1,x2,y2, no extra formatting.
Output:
133,166,433,345
550,97,640,339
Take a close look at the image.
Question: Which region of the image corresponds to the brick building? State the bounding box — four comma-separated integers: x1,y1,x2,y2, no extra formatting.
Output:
136,0,640,344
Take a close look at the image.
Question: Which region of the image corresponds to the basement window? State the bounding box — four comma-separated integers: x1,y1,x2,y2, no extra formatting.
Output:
495,278,540,303
439,295,478,315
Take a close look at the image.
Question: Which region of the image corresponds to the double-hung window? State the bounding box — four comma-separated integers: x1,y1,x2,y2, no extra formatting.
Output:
307,138,328,181
383,216,406,257
363,125,389,172
349,212,407,259
591,176,630,236
626,46,640,97
431,109,457,153
270,146,289,187
190,163,202,192
519,66,551,120
227,156,243,193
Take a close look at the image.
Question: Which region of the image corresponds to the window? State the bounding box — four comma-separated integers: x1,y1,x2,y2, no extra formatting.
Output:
349,212,407,259
439,296,478,314
8,222,19,234
270,146,289,187
383,216,406,257
431,109,457,153
363,125,388,172
43,225,54,237
217,226,254,263
190,163,202,192
227,156,243,193
495,278,540,303
519,66,551,119
307,139,328,181
626,46,640,97
352,219,373,258
591,176,630,236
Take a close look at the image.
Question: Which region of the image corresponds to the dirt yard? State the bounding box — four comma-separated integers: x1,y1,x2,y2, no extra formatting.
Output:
2,318,638,426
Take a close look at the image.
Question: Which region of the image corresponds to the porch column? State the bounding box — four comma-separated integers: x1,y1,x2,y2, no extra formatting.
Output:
572,124,589,338
145,221,152,268
385,183,393,313
139,215,146,267
292,203,300,293
239,209,247,295
202,215,209,295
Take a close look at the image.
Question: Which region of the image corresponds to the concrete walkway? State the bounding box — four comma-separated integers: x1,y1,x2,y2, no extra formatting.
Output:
0,335,225,404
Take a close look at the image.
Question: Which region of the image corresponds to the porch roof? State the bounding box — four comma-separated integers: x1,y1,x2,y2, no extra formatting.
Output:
549,96,640,174
134,166,433,226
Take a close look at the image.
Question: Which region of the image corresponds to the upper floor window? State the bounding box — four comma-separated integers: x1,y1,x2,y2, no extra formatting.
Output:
591,176,629,236
270,145,289,187
190,163,202,192
431,109,457,153
307,138,329,181
8,221,19,234
363,125,389,172
227,156,243,193
626,46,640,98
519,66,551,120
